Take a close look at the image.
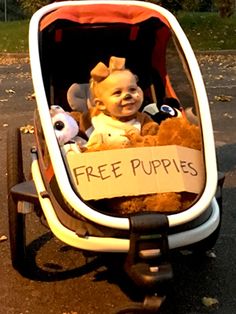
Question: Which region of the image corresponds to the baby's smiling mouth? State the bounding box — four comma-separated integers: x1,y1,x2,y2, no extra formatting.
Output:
122,101,135,107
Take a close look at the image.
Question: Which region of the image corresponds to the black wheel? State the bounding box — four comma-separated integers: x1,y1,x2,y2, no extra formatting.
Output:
7,127,26,270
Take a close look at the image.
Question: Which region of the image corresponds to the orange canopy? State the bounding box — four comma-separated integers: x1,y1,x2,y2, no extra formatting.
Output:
40,3,170,30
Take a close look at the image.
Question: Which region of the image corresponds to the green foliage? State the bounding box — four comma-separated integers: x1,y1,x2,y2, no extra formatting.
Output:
19,0,51,16
152,0,214,12
181,0,213,12
147,0,235,14
0,12,235,53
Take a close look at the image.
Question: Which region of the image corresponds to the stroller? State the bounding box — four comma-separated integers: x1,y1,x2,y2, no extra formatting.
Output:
7,1,224,312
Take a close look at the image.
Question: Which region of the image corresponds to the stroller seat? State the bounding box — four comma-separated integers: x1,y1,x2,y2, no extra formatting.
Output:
27,0,221,236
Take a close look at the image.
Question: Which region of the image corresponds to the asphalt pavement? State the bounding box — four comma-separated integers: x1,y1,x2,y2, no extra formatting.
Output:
0,52,235,314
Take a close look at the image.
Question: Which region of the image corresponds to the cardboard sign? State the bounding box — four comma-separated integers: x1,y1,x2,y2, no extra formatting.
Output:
64,145,204,200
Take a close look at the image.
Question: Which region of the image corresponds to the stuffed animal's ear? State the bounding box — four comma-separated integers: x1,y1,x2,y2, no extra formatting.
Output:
67,83,91,112
50,105,65,117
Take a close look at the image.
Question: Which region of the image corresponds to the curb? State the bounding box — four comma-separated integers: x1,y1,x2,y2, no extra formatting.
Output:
195,50,236,55
1,51,236,57
0,52,29,58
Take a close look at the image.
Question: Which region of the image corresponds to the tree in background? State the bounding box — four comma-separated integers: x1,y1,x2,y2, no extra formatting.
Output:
0,0,25,20
2,0,235,20
145,0,235,16
19,0,50,16
215,0,235,17
159,0,214,12
182,0,214,11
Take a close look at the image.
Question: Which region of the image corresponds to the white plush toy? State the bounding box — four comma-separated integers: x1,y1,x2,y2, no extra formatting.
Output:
50,105,87,149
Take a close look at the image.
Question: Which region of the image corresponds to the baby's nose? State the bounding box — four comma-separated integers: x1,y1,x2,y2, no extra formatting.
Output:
123,93,132,100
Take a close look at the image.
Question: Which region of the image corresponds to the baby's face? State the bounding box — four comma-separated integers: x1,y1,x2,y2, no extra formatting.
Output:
95,70,143,119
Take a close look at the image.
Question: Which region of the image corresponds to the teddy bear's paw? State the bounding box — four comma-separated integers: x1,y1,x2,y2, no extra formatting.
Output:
105,195,146,215
125,133,145,147
142,121,159,136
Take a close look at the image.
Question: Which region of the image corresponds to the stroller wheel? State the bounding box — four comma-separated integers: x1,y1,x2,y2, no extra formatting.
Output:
7,127,26,270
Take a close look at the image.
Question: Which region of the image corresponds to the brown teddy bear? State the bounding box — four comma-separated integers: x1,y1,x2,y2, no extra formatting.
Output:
52,107,201,215
83,116,202,215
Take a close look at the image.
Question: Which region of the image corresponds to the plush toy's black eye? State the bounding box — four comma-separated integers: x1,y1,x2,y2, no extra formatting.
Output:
54,121,65,131
160,104,176,117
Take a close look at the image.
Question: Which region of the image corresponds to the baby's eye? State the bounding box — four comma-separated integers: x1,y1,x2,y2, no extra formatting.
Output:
129,87,137,93
113,90,122,96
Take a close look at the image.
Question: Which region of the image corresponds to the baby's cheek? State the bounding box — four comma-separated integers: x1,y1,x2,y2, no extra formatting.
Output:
134,94,142,103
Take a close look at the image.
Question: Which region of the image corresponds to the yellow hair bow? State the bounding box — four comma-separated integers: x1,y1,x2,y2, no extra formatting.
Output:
90,56,126,82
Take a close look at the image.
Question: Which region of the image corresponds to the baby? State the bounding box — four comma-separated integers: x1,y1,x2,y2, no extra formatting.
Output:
84,56,159,149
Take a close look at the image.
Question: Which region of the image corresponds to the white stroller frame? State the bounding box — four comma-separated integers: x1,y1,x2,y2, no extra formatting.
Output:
28,0,220,253
6,1,223,310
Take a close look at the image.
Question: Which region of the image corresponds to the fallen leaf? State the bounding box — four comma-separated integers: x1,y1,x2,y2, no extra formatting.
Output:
214,75,223,80
5,89,16,95
214,95,233,102
20,124,34,134
202,296,219,307
0,56,29,65
206,250,216,258
223,113,233,119
0,235,7,242
25,93,35,101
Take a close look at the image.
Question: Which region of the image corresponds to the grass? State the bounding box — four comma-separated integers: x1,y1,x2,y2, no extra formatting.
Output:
0,12,235,53
177,12,236,50
0,20,29,53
